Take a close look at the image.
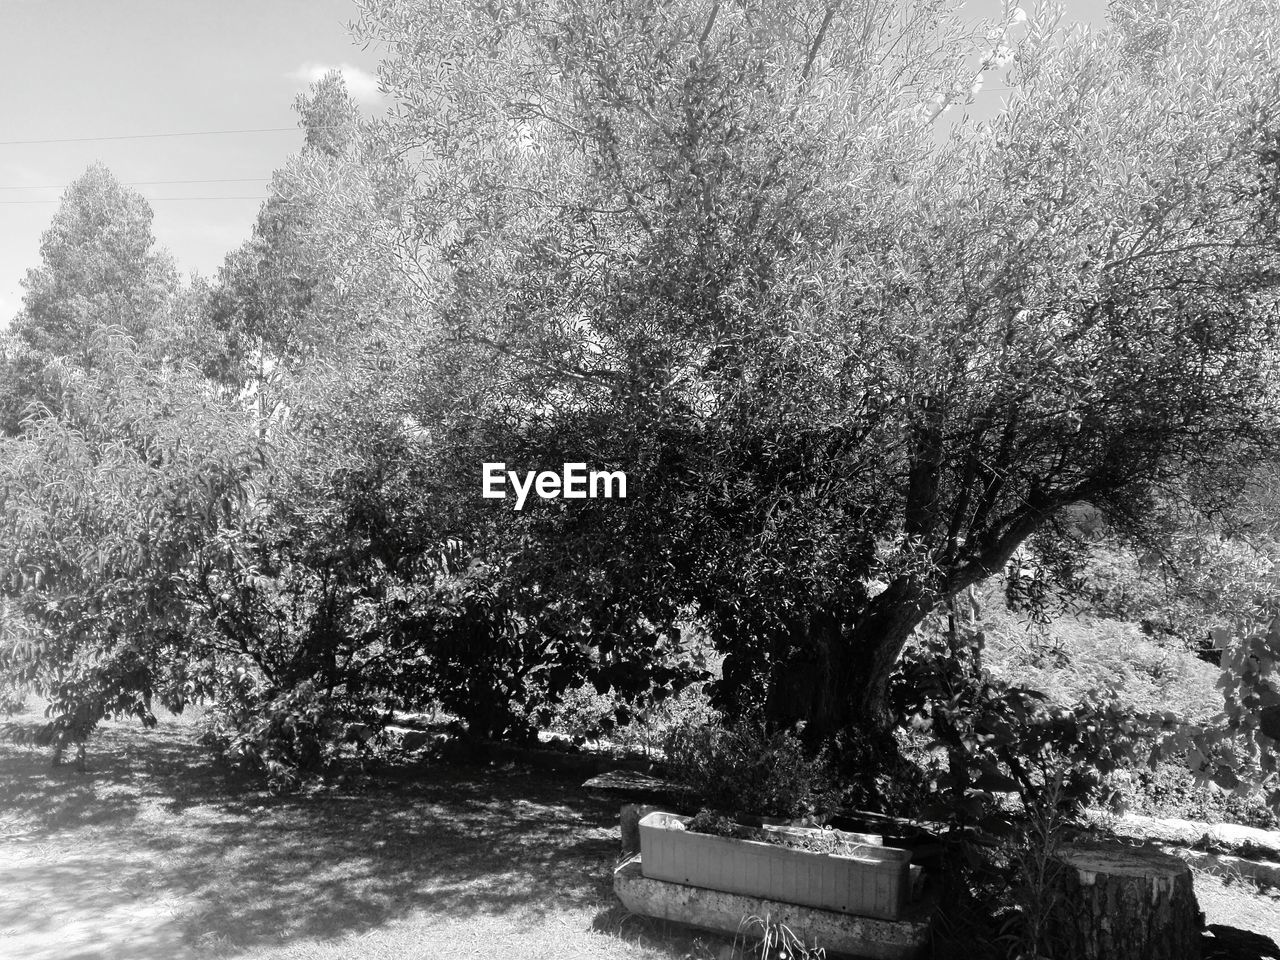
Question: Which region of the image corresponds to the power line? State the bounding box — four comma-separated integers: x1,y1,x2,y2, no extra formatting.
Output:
0,127,304,146
0,177,268,191
0,196,267,205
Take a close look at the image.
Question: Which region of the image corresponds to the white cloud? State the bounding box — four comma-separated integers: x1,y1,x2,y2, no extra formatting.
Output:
287,62,382,105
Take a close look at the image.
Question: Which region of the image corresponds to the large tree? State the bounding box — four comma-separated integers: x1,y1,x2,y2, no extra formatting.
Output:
10,163,178,367
1,165,181,437
209,71,412,404
0,81,429,771
0,338,271,761
354,0,1280,747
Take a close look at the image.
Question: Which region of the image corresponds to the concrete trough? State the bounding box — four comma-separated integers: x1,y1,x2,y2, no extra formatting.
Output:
639,811,912,920
614,854,933,959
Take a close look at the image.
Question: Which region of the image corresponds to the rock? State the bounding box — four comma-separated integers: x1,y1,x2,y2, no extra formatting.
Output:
1165,847,1280,888
620,803,663,855
1210,823,1280,860
582,769,684,805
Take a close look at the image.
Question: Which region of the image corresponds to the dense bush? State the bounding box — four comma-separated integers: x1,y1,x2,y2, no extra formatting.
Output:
0,338,273,743
663,715,845,821
893,618,1172,839
1106,761,1279,830
1075,532,1273,654
981,600,1221,722
549,675,717,755
547,685,619,745
200,678,383,792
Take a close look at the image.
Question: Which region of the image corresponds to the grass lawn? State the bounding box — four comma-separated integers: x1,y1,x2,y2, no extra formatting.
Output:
0,707,730,960
2,706,1278,960
1196,871,1280,950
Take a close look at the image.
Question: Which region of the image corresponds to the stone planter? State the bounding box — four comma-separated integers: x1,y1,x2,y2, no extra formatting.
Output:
638,811,913,920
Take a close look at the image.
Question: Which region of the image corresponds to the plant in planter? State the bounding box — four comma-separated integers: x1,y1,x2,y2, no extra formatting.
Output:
685,808,882,856
647,715,916,920
662,714,846,822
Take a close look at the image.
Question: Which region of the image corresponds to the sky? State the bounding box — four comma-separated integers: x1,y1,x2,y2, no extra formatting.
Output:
0,0,1109,332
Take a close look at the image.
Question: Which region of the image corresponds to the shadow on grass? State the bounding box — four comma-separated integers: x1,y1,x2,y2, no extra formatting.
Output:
0,712,701,959
1203,924,1280,960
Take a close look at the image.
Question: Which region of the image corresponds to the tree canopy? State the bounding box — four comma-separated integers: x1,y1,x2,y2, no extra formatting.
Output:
3,0,1280,809
1,165,181,437
352,0,1280,747
11,163,178,365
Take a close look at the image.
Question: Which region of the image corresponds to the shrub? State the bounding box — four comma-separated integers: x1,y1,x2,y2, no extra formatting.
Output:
1105,761,1279,830
663,714,845,821
894,620,1165,839
548,684,619,745
201,678,380,792
550,678,717,757
734,914,826,960
1005,769,1073,960
617,682,718,757
982,607,1221,723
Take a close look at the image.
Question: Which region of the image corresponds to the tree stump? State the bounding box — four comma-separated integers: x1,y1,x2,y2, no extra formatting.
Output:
1045,841,1201,960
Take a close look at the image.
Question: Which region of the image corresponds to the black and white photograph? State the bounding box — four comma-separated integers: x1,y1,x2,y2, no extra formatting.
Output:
2,1,1279,957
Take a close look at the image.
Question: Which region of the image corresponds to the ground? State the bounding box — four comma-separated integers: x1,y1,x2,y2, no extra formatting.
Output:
1,708,1277,960
1196,873,1280,955
0,708,733,960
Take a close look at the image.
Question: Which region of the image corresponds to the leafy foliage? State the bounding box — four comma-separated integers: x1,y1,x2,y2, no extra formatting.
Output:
550,673,717,754
984,600,1221,722
892,618,1175,837
208,71,412,398
0,676,26,717
663,714,845,820
1107,762,1278,830
355,0,1280,749
0,332,54,437
10,164,178,366
0,166,182,437
0,335,271,749
1179,604,1280,809
201,679,377,792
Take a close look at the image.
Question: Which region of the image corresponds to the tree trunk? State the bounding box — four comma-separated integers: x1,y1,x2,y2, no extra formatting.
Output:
1045,841,1201,960
763,608,843,737
834,580,935,735
791,511,1058,744
759,583,937,747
